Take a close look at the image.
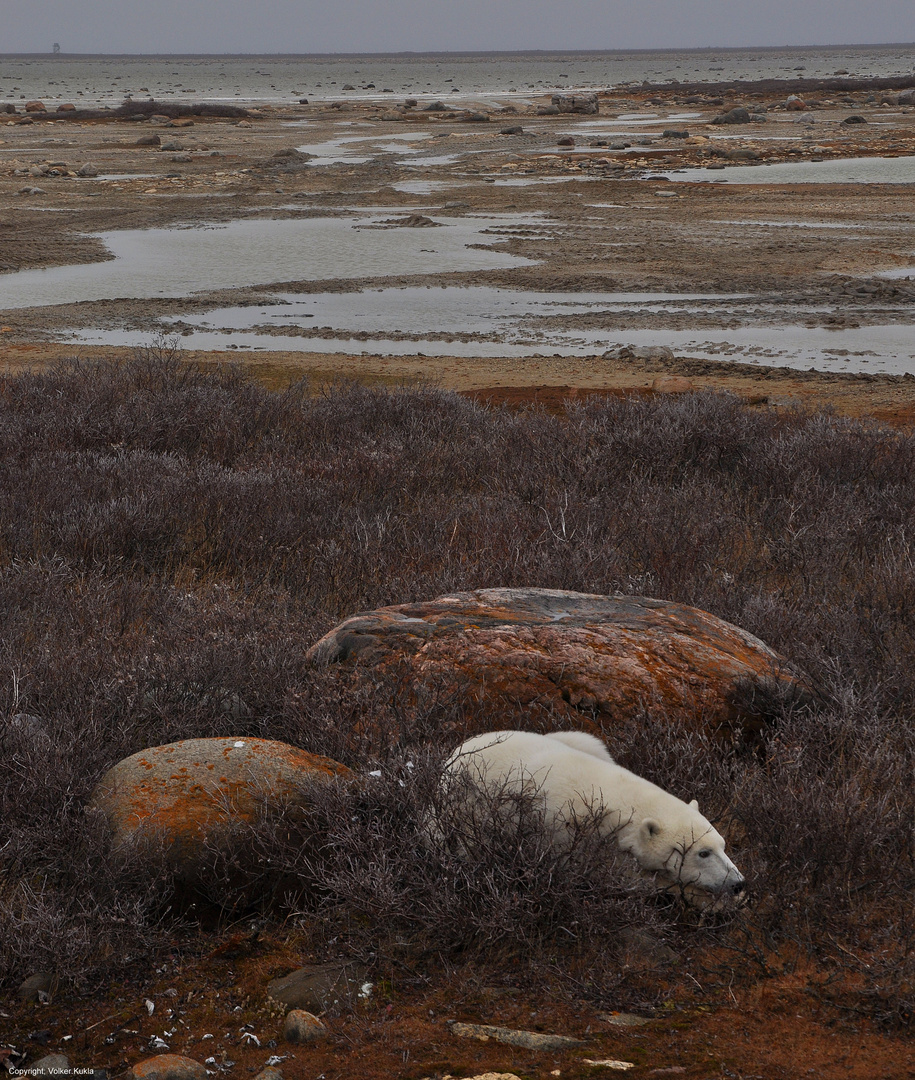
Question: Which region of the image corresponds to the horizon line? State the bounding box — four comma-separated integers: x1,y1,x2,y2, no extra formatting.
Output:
3,42,915,60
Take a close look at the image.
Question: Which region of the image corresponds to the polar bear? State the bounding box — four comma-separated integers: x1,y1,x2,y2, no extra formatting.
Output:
443,729,745,908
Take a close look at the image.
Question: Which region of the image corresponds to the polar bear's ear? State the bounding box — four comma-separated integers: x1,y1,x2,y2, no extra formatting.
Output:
688,799,699,811
639,818,662,841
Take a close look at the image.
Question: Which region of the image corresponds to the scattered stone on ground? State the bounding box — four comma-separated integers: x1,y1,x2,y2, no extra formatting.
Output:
449,1021,586,1050
598,1012,653,1027
22,1054,70,1077
17,972,58,1004
283,1009,327,1044
127,1054,208,1080
266,962,371,1012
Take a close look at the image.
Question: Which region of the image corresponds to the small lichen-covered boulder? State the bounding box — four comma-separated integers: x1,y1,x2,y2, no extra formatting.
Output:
88,737,350,883
307,588,810,741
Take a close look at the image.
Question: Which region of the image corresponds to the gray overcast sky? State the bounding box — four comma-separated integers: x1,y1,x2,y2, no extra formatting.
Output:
4,0,914,55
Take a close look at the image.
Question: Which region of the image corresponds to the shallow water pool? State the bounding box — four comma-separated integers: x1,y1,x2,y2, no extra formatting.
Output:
59,285,915,375
660,156,915,185
0,214,536,310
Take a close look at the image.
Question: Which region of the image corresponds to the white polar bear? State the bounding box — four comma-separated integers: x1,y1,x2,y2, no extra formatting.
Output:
443,729,745,908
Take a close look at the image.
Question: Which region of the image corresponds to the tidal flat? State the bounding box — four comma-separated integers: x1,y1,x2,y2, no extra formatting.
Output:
3,69,915,418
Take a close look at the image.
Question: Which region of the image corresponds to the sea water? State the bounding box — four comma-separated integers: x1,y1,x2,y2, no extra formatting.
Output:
2,44,914,110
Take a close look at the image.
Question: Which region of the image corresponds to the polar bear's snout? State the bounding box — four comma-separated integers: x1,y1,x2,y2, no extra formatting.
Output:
670,841,746,908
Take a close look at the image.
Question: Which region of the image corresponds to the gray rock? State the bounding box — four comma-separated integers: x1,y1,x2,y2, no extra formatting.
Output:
283,1010,327,1044
23,1054,70,1077
18,972,58,1003
136,134,161,146
536,104,560,115
603,345,674,363
159,141,183,152
7,713,50,744
662,129,689,139
619,927,681,970
500,125,524,135
711,107,751,125
842,115,867,124
551,92,599,115
898,88,915,105
266,962,370,1012
253,1070,283,1080
449,1022,585,1051
466,112,489,122
423,101,448,111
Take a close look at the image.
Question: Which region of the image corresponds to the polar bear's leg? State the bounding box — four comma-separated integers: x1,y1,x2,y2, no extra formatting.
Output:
544,730,615,763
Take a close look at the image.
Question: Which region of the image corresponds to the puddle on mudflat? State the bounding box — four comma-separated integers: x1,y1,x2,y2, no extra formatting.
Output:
392,179,460,194
165,287,753,336
60,285,915,375
660,156,915,184
66,323,915,375
0,215,536,310
295,131,433,164
397,154,462,166
95,173,159,181
876,263,915,279
491,175,594,187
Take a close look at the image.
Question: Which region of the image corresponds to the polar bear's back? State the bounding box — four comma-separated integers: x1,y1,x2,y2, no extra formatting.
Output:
444,729,689,830
543,730,615,763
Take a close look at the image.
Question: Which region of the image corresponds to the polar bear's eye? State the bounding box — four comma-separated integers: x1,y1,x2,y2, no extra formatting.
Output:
698,849,712,859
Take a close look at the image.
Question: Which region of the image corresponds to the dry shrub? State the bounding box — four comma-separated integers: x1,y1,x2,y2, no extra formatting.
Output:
1,354,914,1016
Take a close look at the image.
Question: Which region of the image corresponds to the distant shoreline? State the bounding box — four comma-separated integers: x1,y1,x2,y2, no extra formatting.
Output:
2,43,915,61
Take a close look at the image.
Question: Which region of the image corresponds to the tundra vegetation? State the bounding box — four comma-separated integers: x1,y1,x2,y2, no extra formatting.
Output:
1,352,914,1030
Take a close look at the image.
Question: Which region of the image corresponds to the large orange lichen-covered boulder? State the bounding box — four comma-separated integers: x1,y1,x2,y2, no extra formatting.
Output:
307,588,810,740
89,737,350,879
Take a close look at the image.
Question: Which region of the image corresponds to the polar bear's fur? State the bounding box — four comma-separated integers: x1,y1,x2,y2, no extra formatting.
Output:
443,729,745,908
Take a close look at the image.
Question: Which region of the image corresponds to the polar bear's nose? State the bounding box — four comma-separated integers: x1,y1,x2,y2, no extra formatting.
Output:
731,878,746,896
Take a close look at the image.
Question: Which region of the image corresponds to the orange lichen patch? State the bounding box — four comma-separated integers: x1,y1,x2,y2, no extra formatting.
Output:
89,737,351,863
307,588,810,741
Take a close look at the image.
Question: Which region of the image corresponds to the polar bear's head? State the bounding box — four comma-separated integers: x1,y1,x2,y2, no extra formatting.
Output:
630,800,745,909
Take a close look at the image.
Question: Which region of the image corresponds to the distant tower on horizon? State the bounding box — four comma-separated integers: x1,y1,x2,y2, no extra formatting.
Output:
53,43,61,54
